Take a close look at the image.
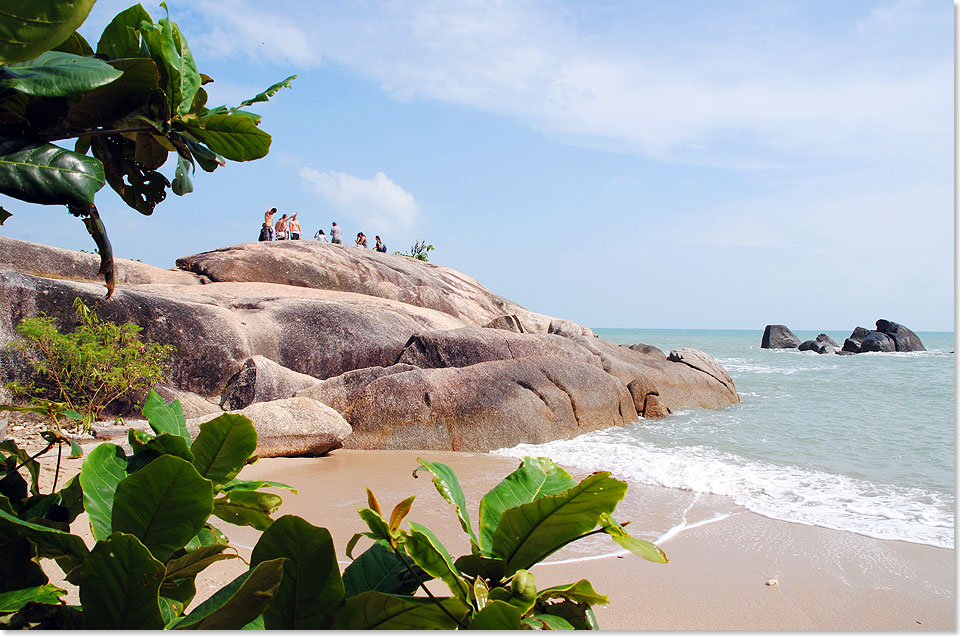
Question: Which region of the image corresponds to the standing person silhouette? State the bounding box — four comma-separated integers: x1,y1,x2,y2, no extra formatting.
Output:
263,207,276,240
330,221,342,244
275,213,289,240
289,213,302,240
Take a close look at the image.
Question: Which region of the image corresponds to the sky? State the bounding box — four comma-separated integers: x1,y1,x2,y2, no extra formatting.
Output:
1,0,954,331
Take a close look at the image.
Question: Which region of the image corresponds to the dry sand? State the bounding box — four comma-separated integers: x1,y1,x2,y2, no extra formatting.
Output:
29,445,956,630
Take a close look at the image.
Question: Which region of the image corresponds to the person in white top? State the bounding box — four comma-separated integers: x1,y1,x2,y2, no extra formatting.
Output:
314,229,329,242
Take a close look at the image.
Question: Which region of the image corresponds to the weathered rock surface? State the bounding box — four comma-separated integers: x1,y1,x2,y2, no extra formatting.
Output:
175,241,580,334
483,314,525,332
339,357,637,451
626,343,666,359
220,355,321,411
841,327,871,353
859,331,896,353
0,237,743,453
0,235,205,286
761,325,800,349
799,333,839,354
395,327,600,370
876,319,925,352
187,397,351,457
667,348,737,396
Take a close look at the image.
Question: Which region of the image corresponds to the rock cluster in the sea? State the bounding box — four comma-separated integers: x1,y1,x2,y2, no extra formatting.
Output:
761,321,925,354
0,236,740,455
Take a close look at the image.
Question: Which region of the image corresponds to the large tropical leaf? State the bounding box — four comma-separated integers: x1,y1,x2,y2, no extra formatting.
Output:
332,591,469,630
190,413,257,488
180,113,271,161
0,535,47,593
0,0,97,65
79,533,165,630
491,472,627,576
212,489,281,531
167,21,200,117
479,456,576,553
0,584,66,612
537,579,609,605
250,515,344,629
342,541,423,597
79,443,128,541
0,509,89,575
163,544,237,587
237,74,297,109
91,133,169,215
95,4,153,60
51,30,92,57
402,521,469,600
469,600,523,630
0,138,104,207
66,57,160,129
142,390,189,440
414,459,479,547
0,51,121,97
221,478,297,494
167,558,284,630
524,613,576,630
112,455,214,562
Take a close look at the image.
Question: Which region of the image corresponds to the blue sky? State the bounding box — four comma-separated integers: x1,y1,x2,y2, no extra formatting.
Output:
1,0,953,330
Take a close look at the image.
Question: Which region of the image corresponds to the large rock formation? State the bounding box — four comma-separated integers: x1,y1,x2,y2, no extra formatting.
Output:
876,319,926,352
761,325,800,349
0,237,741,453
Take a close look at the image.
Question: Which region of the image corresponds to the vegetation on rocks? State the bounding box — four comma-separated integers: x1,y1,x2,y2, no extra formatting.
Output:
396,240,435,262
5,297,173,430
0,392,666,629
0,1,294,296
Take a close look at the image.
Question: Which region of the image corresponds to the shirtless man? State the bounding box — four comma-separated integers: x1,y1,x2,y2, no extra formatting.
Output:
275,213,289,240
289,213,302,240
264,207,276,240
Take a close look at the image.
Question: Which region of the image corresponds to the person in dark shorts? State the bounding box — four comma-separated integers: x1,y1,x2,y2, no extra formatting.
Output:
289,213,302,240
263,207,276,240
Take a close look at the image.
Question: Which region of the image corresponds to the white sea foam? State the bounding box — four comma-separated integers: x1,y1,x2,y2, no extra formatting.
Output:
492,431,955,549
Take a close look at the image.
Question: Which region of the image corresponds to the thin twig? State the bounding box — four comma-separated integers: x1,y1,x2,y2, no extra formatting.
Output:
52,441,63,493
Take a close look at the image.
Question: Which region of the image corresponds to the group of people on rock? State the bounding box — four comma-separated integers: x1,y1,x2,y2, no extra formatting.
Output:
259,208,387,252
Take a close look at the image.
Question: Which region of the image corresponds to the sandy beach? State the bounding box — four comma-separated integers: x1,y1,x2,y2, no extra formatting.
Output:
34,445,955,630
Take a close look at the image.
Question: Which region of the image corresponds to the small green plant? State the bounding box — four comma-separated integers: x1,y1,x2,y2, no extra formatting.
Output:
395,240,435,262
6,297,174,429
0,391,667,629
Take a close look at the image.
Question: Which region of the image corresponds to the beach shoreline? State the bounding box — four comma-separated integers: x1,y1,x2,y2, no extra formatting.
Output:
33,445,955,630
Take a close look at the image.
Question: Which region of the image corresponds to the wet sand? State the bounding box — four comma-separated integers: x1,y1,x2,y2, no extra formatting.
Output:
37,447,955,630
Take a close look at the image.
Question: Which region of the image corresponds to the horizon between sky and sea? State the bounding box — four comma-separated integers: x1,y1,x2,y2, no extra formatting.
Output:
495,328,955,550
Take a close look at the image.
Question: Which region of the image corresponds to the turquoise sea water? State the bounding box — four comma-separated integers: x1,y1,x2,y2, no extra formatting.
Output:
494,328,955,548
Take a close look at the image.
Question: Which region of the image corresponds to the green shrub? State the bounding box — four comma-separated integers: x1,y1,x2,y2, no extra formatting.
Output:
6,297,174,428
395,240,435,262
0,391,667,629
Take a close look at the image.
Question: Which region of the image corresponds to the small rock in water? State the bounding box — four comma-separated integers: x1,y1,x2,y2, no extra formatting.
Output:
765,579,779,587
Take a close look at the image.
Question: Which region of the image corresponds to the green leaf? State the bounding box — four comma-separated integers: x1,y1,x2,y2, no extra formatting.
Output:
212,489,281,531
57,475,84,524
537,579,609,605
79,443,127,541
469,600,523,630
454,553,506,583
491,472,627,577
96,4,153,60
0,509,88,575
190,413,257,489
342,541,423,597
168,21,200,117
142,389,189,441
91,134,169,216
601,516,668,563
525,613,576,630
236,74,297,109
163,544,237,584
332,591,469,630
479,456,576,553
0,0,96,65
0,51,122,97
0,584,66,612
79,533,165,630
414,458,479,548
159,595,184,625
177,133,223,172
250,515,344,629
402,521,470,600
167,558,283,630
51,30,92,57
133,432,193,463
172,153,193,195
488,568,537,615
241,614,265,629
112,455,214,562
539,599,598,630
0,535,48,593
357,507,393,543
0,206,10,224
221,478,297,494
185,523,228,550
0,138,104,207
181,113,271,161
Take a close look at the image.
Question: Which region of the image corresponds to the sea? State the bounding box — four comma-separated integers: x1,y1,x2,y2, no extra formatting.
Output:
493,328,955,550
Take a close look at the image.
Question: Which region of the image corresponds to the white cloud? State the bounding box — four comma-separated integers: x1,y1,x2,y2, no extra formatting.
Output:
180,1,950,172
298,169,421,234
